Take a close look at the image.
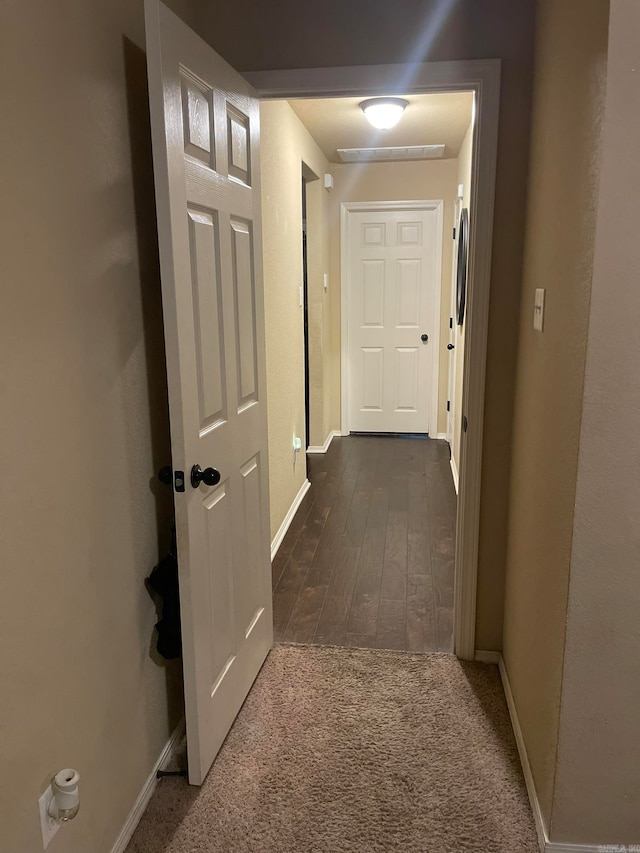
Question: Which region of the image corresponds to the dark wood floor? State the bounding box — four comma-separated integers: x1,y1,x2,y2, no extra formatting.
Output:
272,435,456,653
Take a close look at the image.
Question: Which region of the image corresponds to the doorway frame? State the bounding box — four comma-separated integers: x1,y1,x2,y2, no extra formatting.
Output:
301,173,310,465
340,199,444,437
446,191,464,454
245,59,501,661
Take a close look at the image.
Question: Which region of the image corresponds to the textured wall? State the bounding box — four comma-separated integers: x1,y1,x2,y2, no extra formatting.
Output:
193,0,536,652
330,159,459,437
260,101,331,538
501,0,609,828
550,0,640,842
0,4,536,848
0,0,200,850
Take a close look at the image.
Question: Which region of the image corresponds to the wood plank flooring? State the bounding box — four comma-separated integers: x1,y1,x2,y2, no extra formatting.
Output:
272,435,456,652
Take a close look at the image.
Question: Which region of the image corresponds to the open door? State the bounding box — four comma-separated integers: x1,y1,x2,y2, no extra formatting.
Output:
145,0,273,784
446,196,461,447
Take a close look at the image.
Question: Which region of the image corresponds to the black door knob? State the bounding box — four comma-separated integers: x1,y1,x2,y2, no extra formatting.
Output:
447,343,455,350
421,333,429,342
190,464,221,488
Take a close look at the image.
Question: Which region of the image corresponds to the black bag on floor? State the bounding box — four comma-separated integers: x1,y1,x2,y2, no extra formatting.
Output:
147,551,182,660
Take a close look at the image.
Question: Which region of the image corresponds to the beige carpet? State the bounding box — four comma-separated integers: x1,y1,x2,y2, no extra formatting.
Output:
127,645,538,852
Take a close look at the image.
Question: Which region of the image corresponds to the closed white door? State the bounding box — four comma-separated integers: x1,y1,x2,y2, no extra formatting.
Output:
347,205,442,433
145,0,272,785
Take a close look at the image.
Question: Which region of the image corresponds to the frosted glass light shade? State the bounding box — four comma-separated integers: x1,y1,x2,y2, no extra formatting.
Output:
360,98,408,130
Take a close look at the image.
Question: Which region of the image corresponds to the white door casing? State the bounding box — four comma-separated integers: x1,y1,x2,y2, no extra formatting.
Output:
248,63,501,660
344,202,443,435
145,0,272,785
446,194,462,447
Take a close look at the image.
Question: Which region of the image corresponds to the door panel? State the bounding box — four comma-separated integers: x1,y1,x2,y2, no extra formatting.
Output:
181,72,215,166
187,208,226,430
145,0,272,785
227,106,251,185
395,348,419,411
231,218,258,406
396,259,421,326
348,207,440,433
362,348,384,410
397,220,422,246
361,260,385,326
204,483,234,684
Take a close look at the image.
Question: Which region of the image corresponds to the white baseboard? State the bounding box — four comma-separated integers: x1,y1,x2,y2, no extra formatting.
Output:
450,455,459,494
307,430,340,454
545,843,616,853
110,719,185,853
498,654,636,853
271,478,311,560
498,655,548,852
474,649,500,664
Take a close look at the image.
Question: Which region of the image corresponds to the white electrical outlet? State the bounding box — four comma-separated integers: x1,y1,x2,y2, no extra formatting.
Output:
38,785,60,849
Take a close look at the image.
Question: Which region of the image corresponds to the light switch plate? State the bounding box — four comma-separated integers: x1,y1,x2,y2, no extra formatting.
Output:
534,287,545,332
323,273,329,291
299,285,303,308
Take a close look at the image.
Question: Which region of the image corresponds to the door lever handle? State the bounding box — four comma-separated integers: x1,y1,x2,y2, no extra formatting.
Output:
190,464,221,488
447,343,455,350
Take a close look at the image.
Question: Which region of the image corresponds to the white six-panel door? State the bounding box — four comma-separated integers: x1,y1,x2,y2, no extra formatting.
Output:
347,204,443,434
145,0,272,785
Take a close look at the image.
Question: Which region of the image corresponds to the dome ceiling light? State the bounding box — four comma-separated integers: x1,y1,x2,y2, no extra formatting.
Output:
359,97,409,130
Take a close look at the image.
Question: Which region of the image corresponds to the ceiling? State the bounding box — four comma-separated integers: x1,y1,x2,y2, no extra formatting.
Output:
288,92,474,163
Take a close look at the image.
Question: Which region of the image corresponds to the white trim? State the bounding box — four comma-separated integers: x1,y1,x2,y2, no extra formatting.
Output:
307,429,340,454
450,455,459,495
340,202,349,437
446,196,462,446
270,478,311,560
498,656,547,853
247,59,501,664
434,432,448,440
244,59,501,99
451,65,500,662
497,653,635,853
110,720,185,853
340,199,443,438
474,649,500,664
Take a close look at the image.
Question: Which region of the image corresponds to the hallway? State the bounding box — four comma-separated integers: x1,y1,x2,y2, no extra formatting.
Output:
272,435,456,652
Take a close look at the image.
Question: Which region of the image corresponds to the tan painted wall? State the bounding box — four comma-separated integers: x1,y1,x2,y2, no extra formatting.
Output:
550,1,640,841
451,122,473,475
330,159,459,437
0,8,536,849
260,101,331,538
0,0,200,850
502,0,609,828
195,0,536,651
